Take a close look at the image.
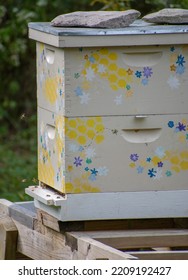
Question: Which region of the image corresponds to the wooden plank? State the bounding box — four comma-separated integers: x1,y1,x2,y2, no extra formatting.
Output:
0,216,18,260
14,220,72,260
0,199,13,216
127,250,188,260
37,209,61,232
81,229,188,249
9,203,37,229
66,232,136,260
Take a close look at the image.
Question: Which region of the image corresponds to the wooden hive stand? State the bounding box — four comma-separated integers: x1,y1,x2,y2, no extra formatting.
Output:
1,198,188,260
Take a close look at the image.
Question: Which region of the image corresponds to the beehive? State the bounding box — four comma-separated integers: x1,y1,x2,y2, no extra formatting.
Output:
27,21,188,221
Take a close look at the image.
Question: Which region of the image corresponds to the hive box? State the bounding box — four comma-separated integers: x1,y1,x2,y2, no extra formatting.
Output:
27,21,188,221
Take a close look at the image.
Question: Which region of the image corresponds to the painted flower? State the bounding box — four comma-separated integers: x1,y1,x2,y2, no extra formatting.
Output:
73,156,83,167
148,168,156,178
89,56,95,63
137,166,144,174
146,157,152,162
143,67,153,78
166,170,172,177
176,65,185,75
98,64,106,73
170,46,175,52
135,70,142,78
97,166,109,176
157,161,163,168
68,143,80,152
80,92,90,104
114,95,122,105
85,147,96,158
74,86,83,96
168,121,174,128
74,73,80,79
85,67,95,81
176,54,186,66
126,84,131,90
186,134,188,140
167,75,180,89
155,146,166,158
86,158,92,164
90,168,98,176
85,167,89,171
130,153,139,162
176,122,186,132
141,78,148,86
89,174,97,181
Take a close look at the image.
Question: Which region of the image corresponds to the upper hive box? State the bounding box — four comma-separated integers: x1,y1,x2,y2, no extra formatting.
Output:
27,20,188,221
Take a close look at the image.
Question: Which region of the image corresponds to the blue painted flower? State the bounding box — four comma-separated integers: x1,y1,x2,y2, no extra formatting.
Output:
170,46,175,52
141,78,148,86
74,86,83,96
90,168,98,176
89,56,95,63
79,146,84,152
135,71,142,78
130,153,139,162
73,156,83,167
126,84,131,90
168,121,174,128
176,122,186,132
59,89,63,96
143,67,153,78
146,157,152,162
148,168,157,178
176,54,186,66
89,174,97,181
85,167,89,171
176,65,185,75
137,166,144,174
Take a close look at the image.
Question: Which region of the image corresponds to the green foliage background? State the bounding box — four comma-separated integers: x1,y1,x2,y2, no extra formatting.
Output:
0,0,188,201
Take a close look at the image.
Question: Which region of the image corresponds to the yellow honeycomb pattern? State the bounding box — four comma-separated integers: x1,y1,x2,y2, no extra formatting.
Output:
81,48,133,92
169,150,188,173
65,116,105,145
65,174,100,194
38,161,55,188
44,77,58,104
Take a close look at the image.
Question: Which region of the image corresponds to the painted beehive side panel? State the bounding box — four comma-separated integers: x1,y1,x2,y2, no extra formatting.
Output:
38,109,188,194
64,114,188,193
64,45,188,116
36,42,65,114
38,108,65,193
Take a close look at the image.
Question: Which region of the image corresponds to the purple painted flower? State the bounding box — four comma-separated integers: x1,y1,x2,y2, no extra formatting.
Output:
143,67,153,78
176,122,186,132
130,153,139,162
73,156,83,167
158,161,163,168
168,121,174,128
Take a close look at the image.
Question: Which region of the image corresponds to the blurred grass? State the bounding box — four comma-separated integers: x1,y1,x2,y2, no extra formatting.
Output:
0,114,38,202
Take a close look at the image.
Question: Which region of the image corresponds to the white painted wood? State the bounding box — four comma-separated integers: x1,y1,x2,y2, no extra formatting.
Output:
29,24,188,47
31,189,188,221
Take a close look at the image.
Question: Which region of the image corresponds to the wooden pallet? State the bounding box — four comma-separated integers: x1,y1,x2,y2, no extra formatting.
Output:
1,199,188,260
